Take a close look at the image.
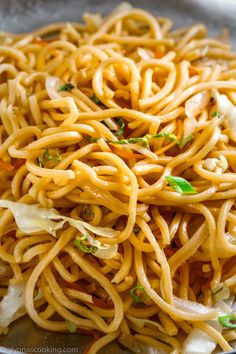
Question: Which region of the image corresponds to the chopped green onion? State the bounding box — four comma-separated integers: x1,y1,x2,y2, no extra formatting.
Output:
38,149,61,168
87,136,99,143
177,134,194,149
109,132,176,149
109,137,144,145
65,319,77,333
102,117,125,137
90,94,106,107
212,111,221,118
59,83,75,91
44,149,61,162
87,132,176,147
130,285,147,303
212,111,224,126
74,236,98,254
115,117,125,137
218,314,236,329
165,176,197,195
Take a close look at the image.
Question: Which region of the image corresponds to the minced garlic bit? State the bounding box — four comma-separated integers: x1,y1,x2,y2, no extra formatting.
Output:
203,155,228,173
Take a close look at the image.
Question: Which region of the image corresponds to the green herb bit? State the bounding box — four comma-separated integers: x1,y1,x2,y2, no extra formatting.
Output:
130,285,147,303
102,117,125,137
74,236,98,255
212,112,224,127
59,83,75,91
165,176,197,195
109,137,144,145
212,111,219,117
109,132,176,149
38,149,61,168
44,149,61,162
218,314,236,329
115,117,125,137
90,94,106,107
65,319,77,333
177,134,194,149
211,111,221,118
87,136,99,143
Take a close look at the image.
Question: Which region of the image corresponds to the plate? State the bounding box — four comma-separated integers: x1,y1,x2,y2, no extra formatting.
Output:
0,0,236,353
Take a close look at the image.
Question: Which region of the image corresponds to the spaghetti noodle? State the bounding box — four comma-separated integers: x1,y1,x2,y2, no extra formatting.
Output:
0,3,236,353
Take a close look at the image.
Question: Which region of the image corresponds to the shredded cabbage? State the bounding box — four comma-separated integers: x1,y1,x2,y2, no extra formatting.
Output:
182,328,217,354
85,233,117,259
0,200,65,236
0,283,42,329
214,287,231,302
174,296,216,315
0,282,25,328
183,292,235,354
0,200,119,259
74,230,118,260
45,76,63,100
68,218,118,238
214,90,236,140
126,315,165,333
185,91,210,119
183,116,197,139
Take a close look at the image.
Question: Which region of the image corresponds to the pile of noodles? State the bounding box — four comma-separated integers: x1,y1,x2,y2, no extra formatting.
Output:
0,3,236,353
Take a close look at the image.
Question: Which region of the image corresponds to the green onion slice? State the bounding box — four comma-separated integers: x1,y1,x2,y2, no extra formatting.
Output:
109,132,176,148
65,319,77,333
177,134,194,149
59,83,75,91
38,149,61,168
74,236,98,254
218,314,236,329
90,94,106,107
165,176,197,194
130,285,147,303
211,111,224,125
102,117,125,137
87,136,99,143
87,132,176,147
212,111,221,118
115,117,125,137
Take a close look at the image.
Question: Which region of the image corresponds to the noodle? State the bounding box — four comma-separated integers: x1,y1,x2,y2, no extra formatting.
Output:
0,3,236,354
